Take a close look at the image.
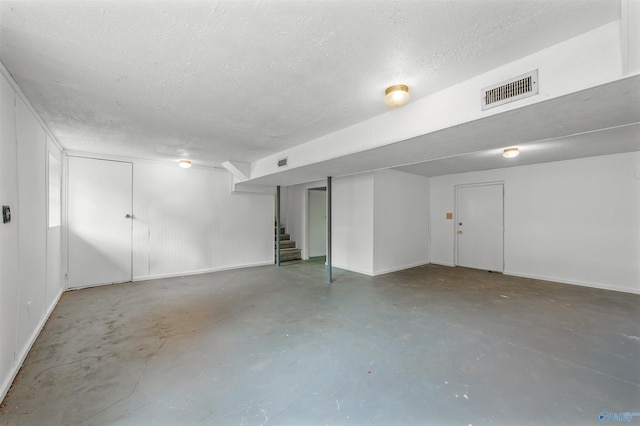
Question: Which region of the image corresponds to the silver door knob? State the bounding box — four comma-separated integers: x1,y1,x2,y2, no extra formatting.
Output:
125,214,132,219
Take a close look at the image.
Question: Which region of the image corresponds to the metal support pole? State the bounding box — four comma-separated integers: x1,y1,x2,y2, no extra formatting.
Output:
276,185,281,267
326,177,332,284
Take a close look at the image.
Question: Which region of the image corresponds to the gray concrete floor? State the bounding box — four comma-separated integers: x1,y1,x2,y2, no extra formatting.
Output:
1,261,638,425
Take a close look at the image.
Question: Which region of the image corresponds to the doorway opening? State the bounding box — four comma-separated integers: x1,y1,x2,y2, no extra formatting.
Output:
307,187,327,264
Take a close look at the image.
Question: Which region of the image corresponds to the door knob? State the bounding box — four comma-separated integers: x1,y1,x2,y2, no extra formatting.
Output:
125,214,132,219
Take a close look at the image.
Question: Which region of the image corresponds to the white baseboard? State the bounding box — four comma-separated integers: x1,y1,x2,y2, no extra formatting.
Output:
68,261,276,290
331,263,374,276
503,270,640,295
430,261,456,267
373,261,430,276
67,281,123,291
1,286,64,404
134,261,275,282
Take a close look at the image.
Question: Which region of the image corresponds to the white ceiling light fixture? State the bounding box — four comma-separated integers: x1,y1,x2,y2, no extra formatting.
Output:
384,84,410,108
179,159,192,168
503,147,519,158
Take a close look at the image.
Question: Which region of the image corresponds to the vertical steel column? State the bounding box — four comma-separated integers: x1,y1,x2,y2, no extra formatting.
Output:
326,176,332,284
276,185,281,267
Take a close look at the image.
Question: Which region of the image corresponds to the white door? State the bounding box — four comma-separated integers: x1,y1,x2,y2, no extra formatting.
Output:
68,157,132,288
456,183,504,272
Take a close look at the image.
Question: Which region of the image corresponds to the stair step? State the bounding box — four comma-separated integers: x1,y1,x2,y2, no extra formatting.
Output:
277,248,302,262
275,233,290,241
276,240,296,249
275,226,285,235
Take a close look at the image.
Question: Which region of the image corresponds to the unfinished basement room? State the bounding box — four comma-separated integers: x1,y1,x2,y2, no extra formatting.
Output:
0,0,639,425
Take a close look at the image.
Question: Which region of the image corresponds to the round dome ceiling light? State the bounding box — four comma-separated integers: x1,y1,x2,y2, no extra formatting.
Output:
384,84,410,108
503,147,519,158
179,159,192,168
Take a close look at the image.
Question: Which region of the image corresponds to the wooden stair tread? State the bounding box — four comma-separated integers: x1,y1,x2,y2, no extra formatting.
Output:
276,240,296,248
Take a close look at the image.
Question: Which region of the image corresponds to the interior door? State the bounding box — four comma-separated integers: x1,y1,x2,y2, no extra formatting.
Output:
456,183,504,272
68,157,132,288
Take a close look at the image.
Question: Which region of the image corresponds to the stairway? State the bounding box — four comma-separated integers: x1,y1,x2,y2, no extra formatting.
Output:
275,225,302,262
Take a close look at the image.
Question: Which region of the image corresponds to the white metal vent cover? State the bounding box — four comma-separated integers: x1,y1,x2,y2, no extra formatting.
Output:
481,70,538,110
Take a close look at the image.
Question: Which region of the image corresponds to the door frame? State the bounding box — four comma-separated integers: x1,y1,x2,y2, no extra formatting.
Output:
454,181,505,271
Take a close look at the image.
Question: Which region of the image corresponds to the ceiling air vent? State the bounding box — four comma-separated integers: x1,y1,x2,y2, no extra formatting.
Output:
481,70,538,110
277,157,288,167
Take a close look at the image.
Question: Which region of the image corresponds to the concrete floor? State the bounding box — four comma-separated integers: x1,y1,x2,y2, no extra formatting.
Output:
1,261,638,425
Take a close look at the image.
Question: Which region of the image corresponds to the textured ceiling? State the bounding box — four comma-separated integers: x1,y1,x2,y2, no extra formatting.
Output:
0,0,621,168
242,76,640,186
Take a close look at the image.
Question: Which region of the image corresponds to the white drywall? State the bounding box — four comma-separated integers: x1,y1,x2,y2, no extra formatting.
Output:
132,162,273,280
373,170,429,275
430,152,640,294
279,185,288,228
250,22,624,182
330,170,430,276
308,189,327,257
621,0,640,75
332,173,375,275
0,67,64,403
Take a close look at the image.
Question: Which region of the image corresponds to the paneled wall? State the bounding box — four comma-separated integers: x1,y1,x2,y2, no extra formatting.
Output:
0,66,19,404
15,97,47,350
133,161,274,280
0,67,64,402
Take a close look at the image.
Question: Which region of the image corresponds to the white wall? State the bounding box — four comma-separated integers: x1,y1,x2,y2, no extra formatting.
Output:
621,0,640,75
307,189,326,257
129,161,274,280
330,170,430,276
430,152,640,294
332,173,375,275
16,97,47,352
0,66,64,402
46,141,63,308
0,68,20,405
373,170,429,275
251,22,625,181
278,184,288,227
